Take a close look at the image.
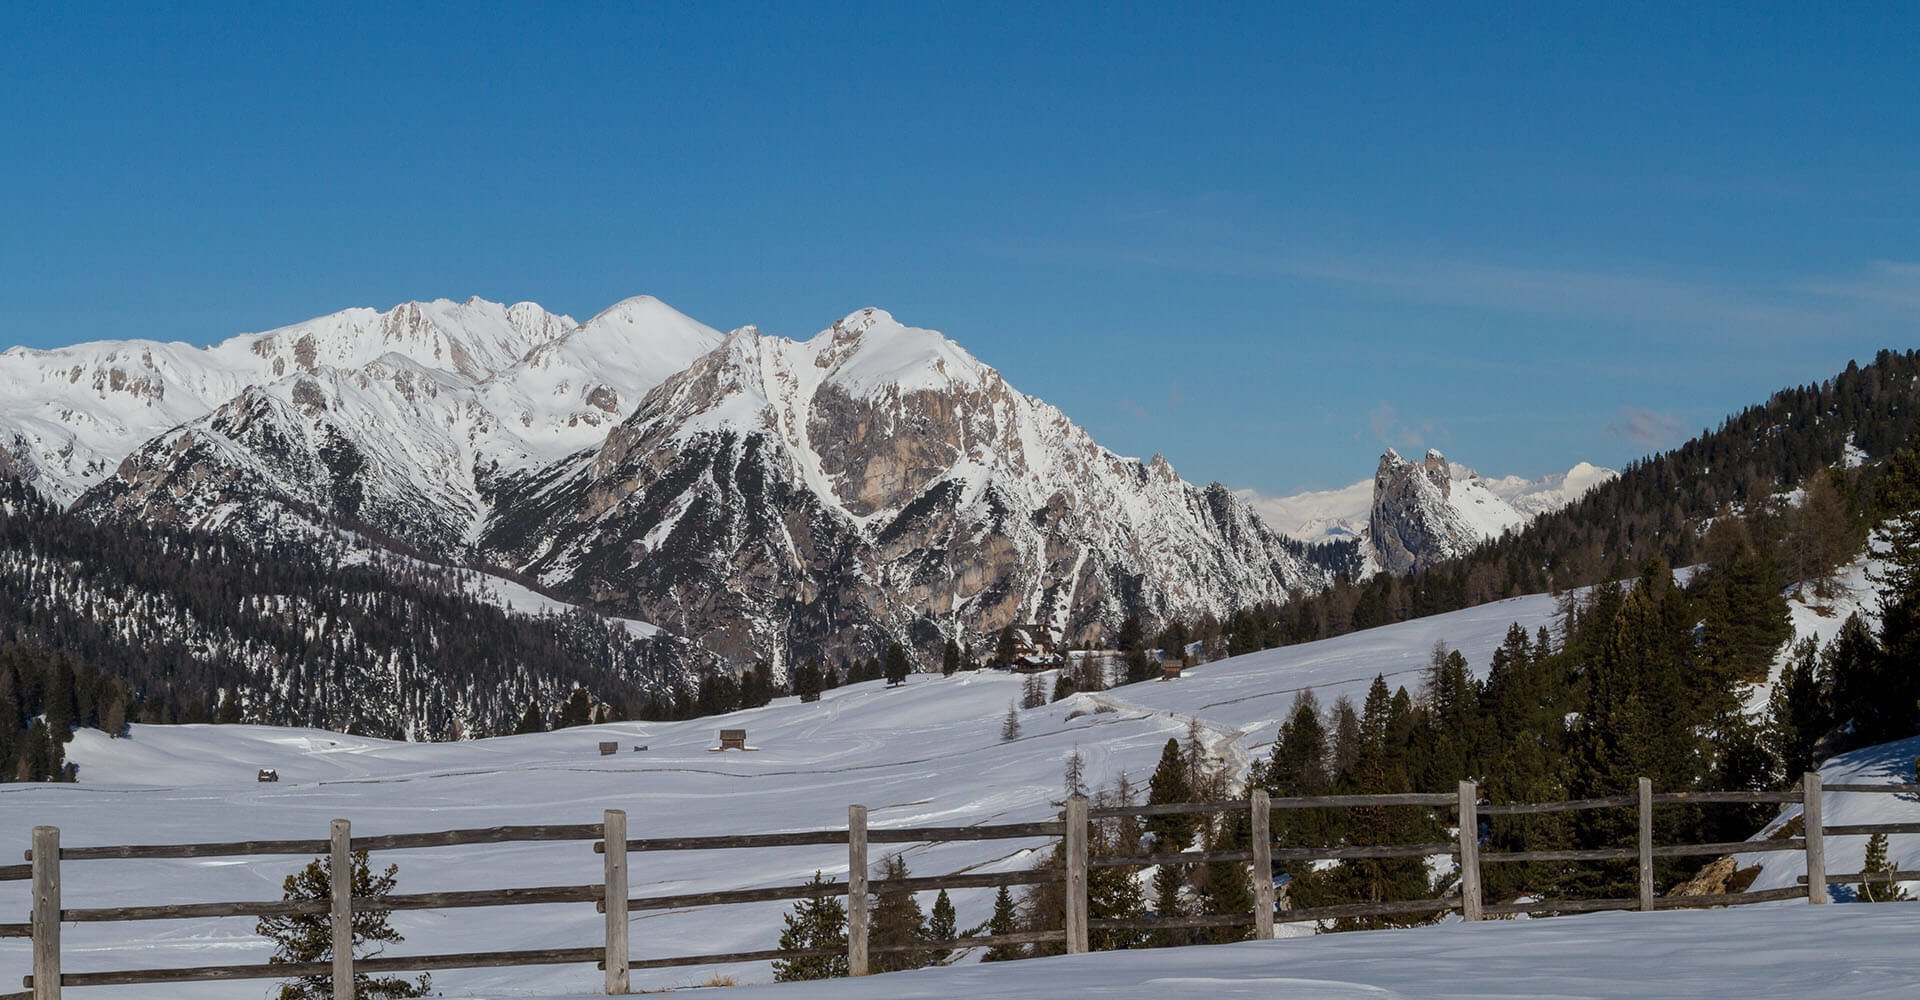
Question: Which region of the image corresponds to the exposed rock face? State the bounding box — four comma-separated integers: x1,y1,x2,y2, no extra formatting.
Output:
9,298,1343,669
1371,449,1470,574
479,310,1340,668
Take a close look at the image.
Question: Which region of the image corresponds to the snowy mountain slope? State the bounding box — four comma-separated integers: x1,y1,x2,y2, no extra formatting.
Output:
0,578,1575,996
8,297,1333,665
1243,450,1616,575
480,308,1336,665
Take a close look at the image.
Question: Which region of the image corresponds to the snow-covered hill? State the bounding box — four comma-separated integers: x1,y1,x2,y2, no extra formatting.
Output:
6,296,1339,665
1245,450,1616,574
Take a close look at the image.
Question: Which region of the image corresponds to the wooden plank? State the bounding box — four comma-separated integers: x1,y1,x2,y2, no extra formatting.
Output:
1091,912,1252,930
1824,823,1920,836
868,822,1064,844
1458,781,1482,921
1481,897,1640,917
1638,777,1654,912
1267,792,1457,810
1823,783,1920,794
1087,800,1244,820
31,826,57,1000
352,824,602,852
1250,790,1274,940
623,946,825,973
1277,897,1456,923
603,810,629,996
847,805,869,977
1065,794,1088,955
1270,842,1456,863
1090,849,1253,869
1479,794,1637,816
615,868,1064,914
609,830,850,854
1804,771,1826,905
1653,839,1805,859
49,839,331,862
871,929,1064,953
1651,886,1806,909
357,885,602,912
64,899,331,922
0,864,30,882
1800,870,1920,883
1649,789,1805,805
330,820,352,1000
1480,847,1637,864
0,924,30,939
33,949,606,987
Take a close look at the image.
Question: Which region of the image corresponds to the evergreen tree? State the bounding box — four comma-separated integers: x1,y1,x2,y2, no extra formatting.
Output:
1149,861,1188,948
1197,813,1254,943
982,886,1023,961
772,872,849,981
870,853,930,972
1116,614,1143,653
926,889,958,964
215,692,243,725
884,642,911,687
1020,671,1048,710
558,688,593,729
1766,638,1831,779
256,851,430,1000
1857,832,1910,902
795,659,824,703
1145,738,1196,850
1870,446,1920,740
1000,701,1021,742
993,626,1019,668
512,700,546,735
1088,774,1148,951
941,639,960,676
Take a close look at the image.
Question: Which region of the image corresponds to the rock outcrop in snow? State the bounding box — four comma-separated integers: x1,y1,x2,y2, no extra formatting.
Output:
1246,450,1617,575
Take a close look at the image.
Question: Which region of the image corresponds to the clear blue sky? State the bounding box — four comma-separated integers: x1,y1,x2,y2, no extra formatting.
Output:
2,3,1915,495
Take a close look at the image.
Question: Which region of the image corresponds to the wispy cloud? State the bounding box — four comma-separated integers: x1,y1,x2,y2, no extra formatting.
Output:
1365,400,1445,452
1606,406,1689,449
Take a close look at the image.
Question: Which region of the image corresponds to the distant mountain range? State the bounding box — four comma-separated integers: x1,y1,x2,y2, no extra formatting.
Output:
1241,452,1616,574
1,297,1353,668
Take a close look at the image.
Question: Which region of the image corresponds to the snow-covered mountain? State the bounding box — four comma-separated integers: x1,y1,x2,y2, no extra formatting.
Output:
3,297,1339,666
481,308,1337,664
1243,450,1616,575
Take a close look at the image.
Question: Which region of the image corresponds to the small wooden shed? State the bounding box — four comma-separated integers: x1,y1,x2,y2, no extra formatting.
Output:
257,768,279,783
710,728,753,752
598,741,619,756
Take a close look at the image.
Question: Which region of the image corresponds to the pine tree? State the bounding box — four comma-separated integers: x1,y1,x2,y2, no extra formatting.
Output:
993,626,1019,668
982,886,1023,961
559,688,593,728
1021,671,1047,710
941,639,961,676
1088,774,1148,951
1064,747,1087,799
884,642,911,687
1198,813,1254,943
512,700,546,735
1766,638,1831,779
1149,862,1188,948
795,659,824,703
1000,701,1021,742
1858,832,1910,902
1145,738,1196,851
927,889,957,964
256,851,430,1000
870,853,930,972
772,872,849,981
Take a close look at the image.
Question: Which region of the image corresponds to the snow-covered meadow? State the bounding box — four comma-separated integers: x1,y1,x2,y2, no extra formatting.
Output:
2,572,1915,998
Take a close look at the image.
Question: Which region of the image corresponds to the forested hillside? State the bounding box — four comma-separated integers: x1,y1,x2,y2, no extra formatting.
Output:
0,472,703,779
1201,349,1918,652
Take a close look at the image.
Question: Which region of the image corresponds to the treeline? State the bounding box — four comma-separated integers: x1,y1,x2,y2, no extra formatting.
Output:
0,470,704,776
1183,349,1920,655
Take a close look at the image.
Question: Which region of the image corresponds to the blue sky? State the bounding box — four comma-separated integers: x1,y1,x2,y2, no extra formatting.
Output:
1,3,1915,495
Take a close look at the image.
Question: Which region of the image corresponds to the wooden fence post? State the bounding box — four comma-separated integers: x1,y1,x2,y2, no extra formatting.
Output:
1803,772,1826,905
1637,778,1654,912
1064,794,1089,955
603,810,629,995
1250,790,1274,939
31,826,59,1000
331,819,354,1000
1456,781,1482,921
847,805,869,976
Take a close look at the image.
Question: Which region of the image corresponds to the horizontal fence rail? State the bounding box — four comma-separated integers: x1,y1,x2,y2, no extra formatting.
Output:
10,771,1918,999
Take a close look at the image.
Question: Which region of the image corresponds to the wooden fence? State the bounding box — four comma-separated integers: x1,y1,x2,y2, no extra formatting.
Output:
4,772,1915,999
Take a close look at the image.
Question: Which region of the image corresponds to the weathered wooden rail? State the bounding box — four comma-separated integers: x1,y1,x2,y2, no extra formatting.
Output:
5,772,1916,999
